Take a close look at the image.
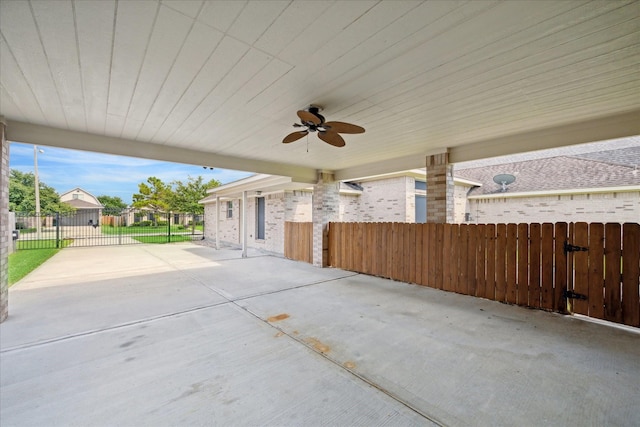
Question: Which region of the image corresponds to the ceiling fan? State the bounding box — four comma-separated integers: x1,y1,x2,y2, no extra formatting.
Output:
282,105,365,147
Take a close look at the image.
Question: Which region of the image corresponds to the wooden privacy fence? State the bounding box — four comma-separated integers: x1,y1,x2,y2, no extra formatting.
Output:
328,222,640,328
284,222,313,263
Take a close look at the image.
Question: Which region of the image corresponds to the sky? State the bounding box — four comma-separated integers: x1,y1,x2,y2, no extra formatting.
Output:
9,142,253,203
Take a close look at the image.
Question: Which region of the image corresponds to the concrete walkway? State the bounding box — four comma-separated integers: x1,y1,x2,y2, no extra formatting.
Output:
1,243,639,426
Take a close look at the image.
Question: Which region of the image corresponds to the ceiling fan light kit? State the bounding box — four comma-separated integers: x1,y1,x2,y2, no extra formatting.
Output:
283,105,365,148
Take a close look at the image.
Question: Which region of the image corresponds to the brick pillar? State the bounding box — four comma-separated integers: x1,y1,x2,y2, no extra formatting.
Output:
1,117,9,322
426,152,454,223
312,171,339,267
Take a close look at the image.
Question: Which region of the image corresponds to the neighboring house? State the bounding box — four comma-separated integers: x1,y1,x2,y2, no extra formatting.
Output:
455,147,640,224
201,146,639,256
59,187,103,226
199,172,477,254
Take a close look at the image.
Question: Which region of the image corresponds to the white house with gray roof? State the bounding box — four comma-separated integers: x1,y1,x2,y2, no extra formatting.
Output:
59,187,103,226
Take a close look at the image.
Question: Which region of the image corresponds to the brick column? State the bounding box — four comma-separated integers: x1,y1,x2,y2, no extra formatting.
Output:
426,152,454,223
1,117,9,322
312,171,339,267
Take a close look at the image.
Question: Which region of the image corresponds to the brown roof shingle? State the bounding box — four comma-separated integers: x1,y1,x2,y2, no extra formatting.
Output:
455,155,640,195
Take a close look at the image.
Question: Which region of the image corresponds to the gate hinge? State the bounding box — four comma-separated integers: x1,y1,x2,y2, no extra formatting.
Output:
564,241,588,254
563,290,587,300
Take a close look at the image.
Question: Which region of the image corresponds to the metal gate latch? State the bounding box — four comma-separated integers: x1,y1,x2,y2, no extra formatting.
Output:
563,290,587,300
563,241,588,254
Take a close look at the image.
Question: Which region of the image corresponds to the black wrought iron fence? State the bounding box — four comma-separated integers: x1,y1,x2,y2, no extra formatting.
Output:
13,210,204,250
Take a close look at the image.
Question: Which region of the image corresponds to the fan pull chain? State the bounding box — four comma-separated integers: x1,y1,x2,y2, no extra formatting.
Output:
306,133,309,153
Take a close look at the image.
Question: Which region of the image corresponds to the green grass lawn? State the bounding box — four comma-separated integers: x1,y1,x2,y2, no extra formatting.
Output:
9,240,73,285
101,225,203,235
133,235,195,244
17,239,73,249
9,248,59,286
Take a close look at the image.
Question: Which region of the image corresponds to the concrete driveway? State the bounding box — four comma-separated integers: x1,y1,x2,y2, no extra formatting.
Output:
1,243,639,426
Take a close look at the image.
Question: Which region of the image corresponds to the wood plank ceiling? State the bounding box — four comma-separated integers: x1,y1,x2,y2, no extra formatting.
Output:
1,0,639,181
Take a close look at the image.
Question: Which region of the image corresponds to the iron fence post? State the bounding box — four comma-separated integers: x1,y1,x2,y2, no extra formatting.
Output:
56,212,60,248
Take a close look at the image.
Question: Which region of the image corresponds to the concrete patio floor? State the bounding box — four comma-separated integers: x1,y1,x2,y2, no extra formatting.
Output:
1,243,639,426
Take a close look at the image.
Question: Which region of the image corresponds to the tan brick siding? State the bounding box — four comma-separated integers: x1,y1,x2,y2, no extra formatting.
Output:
358,177,412,222
203,191,313,254
453,184,471,223
468,191,640,224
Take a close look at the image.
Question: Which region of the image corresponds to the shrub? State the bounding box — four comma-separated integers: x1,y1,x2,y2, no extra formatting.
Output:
157,221,168,226
140,220,153,227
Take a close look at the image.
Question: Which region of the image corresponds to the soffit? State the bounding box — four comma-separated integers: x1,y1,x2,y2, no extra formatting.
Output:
1,0,639,179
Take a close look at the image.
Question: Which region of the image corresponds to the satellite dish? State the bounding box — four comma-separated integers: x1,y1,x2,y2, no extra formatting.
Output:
493,174,516,192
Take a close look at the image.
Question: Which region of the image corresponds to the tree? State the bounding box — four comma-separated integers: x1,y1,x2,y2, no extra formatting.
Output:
169,176,220,214
132,176,172,212
9,169,74,213
97,195,128,214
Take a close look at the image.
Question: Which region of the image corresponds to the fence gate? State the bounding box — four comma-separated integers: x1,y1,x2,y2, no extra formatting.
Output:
564,222,640,327
14,209,204,249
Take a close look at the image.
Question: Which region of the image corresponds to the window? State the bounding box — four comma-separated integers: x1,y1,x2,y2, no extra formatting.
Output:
415,180,427,191
226,201,233,218
415,195,426,223
72,193,84,200
256,197,265,240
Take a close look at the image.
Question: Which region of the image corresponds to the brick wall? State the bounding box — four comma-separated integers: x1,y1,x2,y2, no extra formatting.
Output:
468,191,640,224
203,199,241,245
358,176,412,222
339,194,360,221
203,191,313,254
426,153,455,223
453,184,471,223
285,190,312,221
1,121,8,322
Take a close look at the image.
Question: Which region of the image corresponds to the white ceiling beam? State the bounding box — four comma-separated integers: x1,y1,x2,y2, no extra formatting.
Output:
334,150,445,182
5,120,318,184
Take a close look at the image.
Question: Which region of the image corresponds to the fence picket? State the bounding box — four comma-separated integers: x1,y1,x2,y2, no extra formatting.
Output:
435,224,444,290
588,223,605,320
450,224,460,293
622,223,640,327
424,223,435,287
604,223,622,323
573,222,589,315
517,223,529,306
554,223,568,313
503,224,517,304
485,225,496,301
476,225,487,299
459,224,469,295
541,223,554,310
467,225,477,297
529,223,542,309
404,223,414,283
415,224,425,286
495,224,507,302
382,222,393,278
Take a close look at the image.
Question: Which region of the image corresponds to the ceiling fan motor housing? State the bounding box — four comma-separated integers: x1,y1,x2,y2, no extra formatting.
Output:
306,106,325,124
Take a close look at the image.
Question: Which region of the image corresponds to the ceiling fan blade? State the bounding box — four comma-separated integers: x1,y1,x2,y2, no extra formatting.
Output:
318,130,345,147
323,121,365,134
282,130,308,143
297,110,322,125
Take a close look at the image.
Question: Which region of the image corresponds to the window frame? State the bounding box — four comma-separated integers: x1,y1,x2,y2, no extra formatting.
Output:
226,201,233,219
